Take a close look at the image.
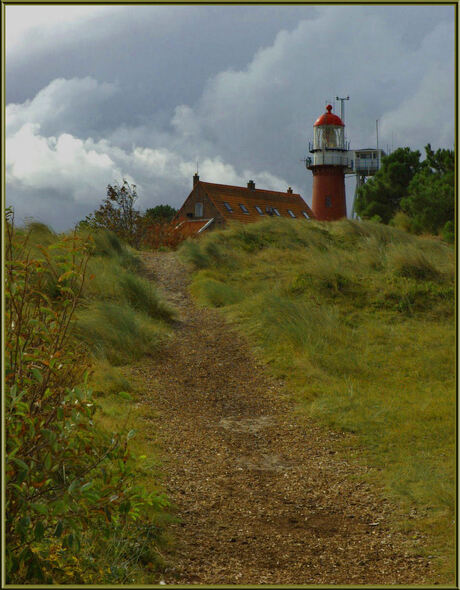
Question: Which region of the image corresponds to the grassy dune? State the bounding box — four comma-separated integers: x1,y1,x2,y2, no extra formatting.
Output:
180,218,455,581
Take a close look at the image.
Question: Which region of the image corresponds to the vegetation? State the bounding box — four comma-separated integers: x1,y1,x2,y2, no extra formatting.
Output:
180,217,455,581
5,211,174,584
145,204,178,223
80,180,182,250
400,145,455,238
81,180,142,248
355,145,454,241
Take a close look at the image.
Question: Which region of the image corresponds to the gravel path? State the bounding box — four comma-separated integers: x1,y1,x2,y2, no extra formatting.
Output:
127,251,431,585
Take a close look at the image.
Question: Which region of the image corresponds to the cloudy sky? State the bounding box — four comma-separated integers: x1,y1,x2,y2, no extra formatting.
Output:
6,4,455,231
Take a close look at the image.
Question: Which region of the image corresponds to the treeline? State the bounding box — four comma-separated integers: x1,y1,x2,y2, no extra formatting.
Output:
5,211,175,583
355,144,454,242
78,180,180,250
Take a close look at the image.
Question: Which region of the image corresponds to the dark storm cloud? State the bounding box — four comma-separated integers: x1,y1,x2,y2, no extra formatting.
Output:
7,6,319,112
6,4,455,230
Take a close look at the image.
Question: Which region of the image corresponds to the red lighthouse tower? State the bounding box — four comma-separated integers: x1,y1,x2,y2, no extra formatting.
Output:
306,104,349,220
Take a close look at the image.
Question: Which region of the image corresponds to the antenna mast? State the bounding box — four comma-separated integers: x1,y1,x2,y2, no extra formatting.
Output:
336,95,350,124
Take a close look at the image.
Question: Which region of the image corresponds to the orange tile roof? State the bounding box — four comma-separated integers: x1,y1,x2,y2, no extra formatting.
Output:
199,181,314,223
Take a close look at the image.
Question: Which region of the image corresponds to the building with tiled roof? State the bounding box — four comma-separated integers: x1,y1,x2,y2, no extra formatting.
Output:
172,174,314,237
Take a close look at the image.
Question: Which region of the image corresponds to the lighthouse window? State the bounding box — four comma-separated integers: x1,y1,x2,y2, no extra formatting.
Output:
325,196,332,208
302,211,310,219
255,206,264,215
223,202,233,212
239,204,249,214
287,209,296,218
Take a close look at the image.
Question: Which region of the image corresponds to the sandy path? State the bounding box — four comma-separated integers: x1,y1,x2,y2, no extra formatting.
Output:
126,251,431,585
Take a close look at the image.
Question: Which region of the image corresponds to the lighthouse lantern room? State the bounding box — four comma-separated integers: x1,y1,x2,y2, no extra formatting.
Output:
306,104,349,221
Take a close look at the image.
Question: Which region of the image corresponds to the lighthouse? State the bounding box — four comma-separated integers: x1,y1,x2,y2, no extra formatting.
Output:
306,104,349,221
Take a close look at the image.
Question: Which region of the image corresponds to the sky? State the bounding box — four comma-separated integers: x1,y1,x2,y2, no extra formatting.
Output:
5,4,456,231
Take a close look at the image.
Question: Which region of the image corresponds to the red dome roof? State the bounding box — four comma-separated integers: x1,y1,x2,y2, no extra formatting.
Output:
314,104,344,127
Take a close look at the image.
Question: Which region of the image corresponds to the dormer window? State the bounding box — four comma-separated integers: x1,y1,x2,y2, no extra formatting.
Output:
223,202,233,212
255,206,264,215
302,211,310,219
239,204,249,214
287,209,296,218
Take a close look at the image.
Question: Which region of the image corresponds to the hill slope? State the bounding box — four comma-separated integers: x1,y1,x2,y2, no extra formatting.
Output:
124,249,437,585
179,218,455,581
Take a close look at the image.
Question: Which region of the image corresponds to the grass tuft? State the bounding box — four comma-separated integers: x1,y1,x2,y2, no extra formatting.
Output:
179,239,211,269
387,244,442,281
190,277,243,307
119,273,176,322
75,302,168,365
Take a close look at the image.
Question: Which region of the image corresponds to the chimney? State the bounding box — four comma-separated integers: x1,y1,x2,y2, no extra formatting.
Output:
287,187,293,194
247,180,255,190
193,173,199,186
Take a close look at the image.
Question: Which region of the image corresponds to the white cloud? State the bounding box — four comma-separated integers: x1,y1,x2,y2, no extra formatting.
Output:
6,77,119,137
6,115,293,229
6,123,123,199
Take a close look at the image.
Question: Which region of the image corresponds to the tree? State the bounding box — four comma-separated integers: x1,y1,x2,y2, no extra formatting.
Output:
400,144,454,235
82,180,141,247
355,147,422,223
144,204,177,223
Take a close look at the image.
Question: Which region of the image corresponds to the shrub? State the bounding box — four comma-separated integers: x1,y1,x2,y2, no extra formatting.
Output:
390,211,413,232
5,210,168,583
140,218,185,251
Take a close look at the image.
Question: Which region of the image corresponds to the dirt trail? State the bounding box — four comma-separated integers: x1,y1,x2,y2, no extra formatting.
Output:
128,251,431,585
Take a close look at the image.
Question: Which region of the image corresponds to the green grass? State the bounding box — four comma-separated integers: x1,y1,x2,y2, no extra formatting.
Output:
179,218,455,582
74,302,169,365
92,376,174,583
75,229,175,365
